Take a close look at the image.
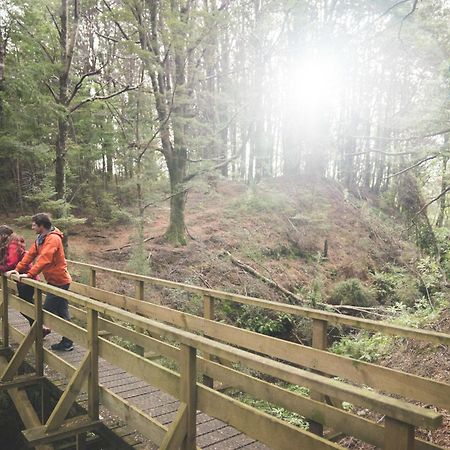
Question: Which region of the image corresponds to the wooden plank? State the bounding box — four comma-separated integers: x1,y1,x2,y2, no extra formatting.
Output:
69,302,179,360
23,414,100,446
160,403,188,450
0,374,44,391
384,417,415,450
87,308,99,420
180,345,197,450
45,352,91,432
68,282,450,410
1,321,37,381
66,260,450,346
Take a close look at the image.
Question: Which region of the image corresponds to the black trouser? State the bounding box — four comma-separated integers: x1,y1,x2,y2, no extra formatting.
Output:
17,283,35,326
44,284,72,346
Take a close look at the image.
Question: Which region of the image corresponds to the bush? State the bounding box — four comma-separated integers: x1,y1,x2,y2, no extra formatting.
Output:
329,278,374,307
236,305,293,338
372,268,421,306
331,331,391,362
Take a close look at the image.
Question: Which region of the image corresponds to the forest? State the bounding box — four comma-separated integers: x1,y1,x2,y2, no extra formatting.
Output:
0,0,449,449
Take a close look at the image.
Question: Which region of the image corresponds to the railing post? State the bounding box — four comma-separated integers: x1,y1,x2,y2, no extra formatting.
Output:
384,417,414,450
180,344,197,450
87,308,99,420
135,280,145,356
202,295,214,388
1,275,9,349
136,280,144,301
88,269,96,288
309,318,328,436
35,288,44,376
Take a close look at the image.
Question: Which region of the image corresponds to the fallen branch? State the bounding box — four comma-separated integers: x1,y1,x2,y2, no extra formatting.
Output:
227,252,387,315
103,236,156,253
227,251,303,304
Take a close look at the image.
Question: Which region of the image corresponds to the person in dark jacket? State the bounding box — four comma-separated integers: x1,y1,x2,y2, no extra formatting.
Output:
6,214,74,351
0,225,50,336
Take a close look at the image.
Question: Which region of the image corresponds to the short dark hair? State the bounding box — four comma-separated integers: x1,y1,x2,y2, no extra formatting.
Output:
32,213,52,230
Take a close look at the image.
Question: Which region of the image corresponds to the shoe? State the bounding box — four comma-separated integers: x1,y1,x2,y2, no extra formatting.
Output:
51,341,74,352
43,328,51,339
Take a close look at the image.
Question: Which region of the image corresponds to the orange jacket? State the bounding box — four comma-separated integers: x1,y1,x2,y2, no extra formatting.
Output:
16,228,72,286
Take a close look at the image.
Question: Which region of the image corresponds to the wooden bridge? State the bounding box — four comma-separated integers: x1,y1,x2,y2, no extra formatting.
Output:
0,259,449,450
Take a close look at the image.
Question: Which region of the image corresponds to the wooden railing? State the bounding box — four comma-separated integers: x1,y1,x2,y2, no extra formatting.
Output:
0,262,448,450
67,259,450,347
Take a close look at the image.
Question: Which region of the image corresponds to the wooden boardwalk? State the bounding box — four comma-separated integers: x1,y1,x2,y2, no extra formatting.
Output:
9,308,268,450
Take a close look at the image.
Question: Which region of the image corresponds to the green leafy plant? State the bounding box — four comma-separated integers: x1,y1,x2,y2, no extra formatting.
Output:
236,305,294,338
329,279,374,307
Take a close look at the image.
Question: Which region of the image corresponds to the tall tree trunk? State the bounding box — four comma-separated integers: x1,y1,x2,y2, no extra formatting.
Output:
436,151,448,228
165,152,187,245
55,0,79,200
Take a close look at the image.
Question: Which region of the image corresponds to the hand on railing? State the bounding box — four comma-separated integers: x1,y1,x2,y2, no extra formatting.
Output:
4,270,19,279
3,271,29,282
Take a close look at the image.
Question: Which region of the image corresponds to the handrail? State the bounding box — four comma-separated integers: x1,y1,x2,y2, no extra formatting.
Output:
67,259,450,346
67,280,450,410
1,273,446,450
3,275,443,428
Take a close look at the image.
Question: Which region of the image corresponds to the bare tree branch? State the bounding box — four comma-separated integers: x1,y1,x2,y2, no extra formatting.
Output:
345,127,450,143
69,84,139,113
143,188,191,211
44,81,59,103
67,66,104,104
386,154,438,179
416,186,450,216
345,150,417,157
183,155,238,183
46,5,62,37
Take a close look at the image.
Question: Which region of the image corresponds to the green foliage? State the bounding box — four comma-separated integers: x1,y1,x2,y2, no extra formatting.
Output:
332,293,448,362
372,267,421,306
331,331,392,362
236,305,293,338
388,294,447,329
232,186,294,214
416,256,443,296
126,221,151,276
230,390,309,428
329,278,375,307
79,189,132,226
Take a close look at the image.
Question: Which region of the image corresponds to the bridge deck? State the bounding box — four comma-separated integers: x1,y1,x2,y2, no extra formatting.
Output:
9,308,269,450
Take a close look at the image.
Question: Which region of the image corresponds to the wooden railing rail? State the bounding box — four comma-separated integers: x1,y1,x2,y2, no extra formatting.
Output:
1,273,447,450
1,275,346,450
63,280,450,411
67,260,450,346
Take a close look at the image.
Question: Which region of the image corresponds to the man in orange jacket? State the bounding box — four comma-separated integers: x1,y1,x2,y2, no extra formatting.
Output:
7,213,74,351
